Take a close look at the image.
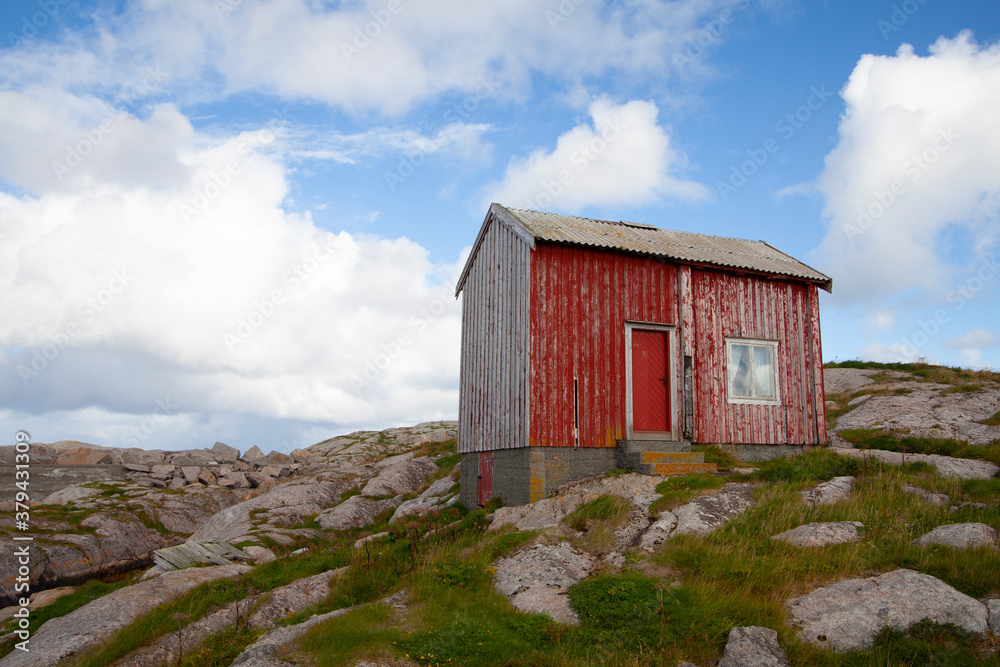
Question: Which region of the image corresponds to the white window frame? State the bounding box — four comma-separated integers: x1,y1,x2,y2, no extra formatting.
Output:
725,338,780,405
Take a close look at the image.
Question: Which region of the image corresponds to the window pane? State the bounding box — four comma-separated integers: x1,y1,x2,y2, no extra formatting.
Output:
753,345,775,398
729,344,751,397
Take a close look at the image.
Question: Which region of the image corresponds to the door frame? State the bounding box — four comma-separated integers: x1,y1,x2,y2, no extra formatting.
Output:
624,321,679,441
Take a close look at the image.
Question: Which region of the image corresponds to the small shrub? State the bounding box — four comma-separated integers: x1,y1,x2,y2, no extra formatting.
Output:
568,573,660,630
866,619,985,665
434,558,486,590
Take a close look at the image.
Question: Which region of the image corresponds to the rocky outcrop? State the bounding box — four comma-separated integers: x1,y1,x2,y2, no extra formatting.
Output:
316,495,403,531
0,564,251,667
308,421,456,466
190,476,353,544
788,569,989,651
492,544,596,625
635,483,755,552
360,456,439,497
718,626,790,667
772,522,864,548
800,477,855,506
490,473,664,532
111,568,345,667
911,523,1000,550
389,475,458,524
230,589,407,667
832,448,999,479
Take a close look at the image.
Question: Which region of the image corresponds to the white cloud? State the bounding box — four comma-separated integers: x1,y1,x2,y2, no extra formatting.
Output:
482,98,709,212
0,104,464,442
815,32,1000,306
0,0,749,116
943,326,1000,349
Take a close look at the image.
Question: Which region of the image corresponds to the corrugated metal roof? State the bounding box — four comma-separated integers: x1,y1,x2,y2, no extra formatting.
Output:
495,204,832,292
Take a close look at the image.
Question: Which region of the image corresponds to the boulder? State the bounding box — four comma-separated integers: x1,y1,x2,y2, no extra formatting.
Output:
123,463,151,473
211,441,241,461
772,522,864,548
0,564,251,667
800,476,854,506
169,451,218,467
180,466,202,483
361,457,439,497
55,448,112,465
389,477,456,524
787,569,989,651
718,627,790,667
243,445,266,461
290,448,316,463
198,469,216,485
317,495,403,531
492,543,596,625
150,464,175,475
672,483,755,537
911,523,1000,550
243,546,277,564
223,471,249,489
168,478,187,490
984,599,1000,634
263,451,295,466
901,485,950,507
637,512,678,552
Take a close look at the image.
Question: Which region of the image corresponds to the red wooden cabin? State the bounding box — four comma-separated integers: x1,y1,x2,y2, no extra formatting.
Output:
457,204,832,507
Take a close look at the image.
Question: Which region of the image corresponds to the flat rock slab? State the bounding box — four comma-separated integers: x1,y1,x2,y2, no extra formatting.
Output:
490,473,666,533
718,626,790,667
772,522,864,548
317,494,403,531
361,457,439,497
824,368,878,394
636,483,755,551
801,476,855,506
832,447,999,480
492,543,596,625
912,523,1000,550
788,568,989,652
985,599,1000,634
834,385,1000,445
672,483,756,537
0,564,251,667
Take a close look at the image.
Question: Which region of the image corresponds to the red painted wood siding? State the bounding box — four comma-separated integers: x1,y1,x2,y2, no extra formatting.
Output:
529,243,680,448
632,330,670,432
684,267,828,445
457,215,531,454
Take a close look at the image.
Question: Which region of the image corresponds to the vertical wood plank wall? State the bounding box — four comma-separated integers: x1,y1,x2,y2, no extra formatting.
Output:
457,217,531,454
528,244,680,448
686,267,828,446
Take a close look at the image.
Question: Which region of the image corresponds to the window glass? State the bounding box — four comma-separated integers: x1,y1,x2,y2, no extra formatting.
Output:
729,344,751,397
753,345,775,398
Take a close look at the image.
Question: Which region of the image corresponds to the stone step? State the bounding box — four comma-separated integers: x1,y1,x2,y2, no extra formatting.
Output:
649,461,718,475
639,451,705,466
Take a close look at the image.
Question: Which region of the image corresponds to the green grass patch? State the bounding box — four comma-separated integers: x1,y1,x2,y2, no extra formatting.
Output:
750,448,862,483
297,604,400,667
604,467,630,477
824,360,1000,386
179,625,264,667
693,444,740,471
980,410,1000,427
565,495,632,531
650,474,725,516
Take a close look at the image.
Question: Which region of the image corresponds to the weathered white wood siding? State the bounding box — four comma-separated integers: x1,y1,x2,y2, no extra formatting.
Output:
457,214,532,454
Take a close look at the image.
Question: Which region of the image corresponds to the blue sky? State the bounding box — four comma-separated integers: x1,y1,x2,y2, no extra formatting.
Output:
1,0,998,452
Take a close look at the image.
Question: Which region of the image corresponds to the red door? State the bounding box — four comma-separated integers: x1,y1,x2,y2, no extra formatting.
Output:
477,451,493,505
632,330,671,433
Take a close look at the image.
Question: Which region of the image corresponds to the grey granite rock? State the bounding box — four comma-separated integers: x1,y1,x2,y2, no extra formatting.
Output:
788,569,989,651
911,523,1000,550
800,477,855,506
772,522,864,548
718,626,790,667
492,543,596,625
